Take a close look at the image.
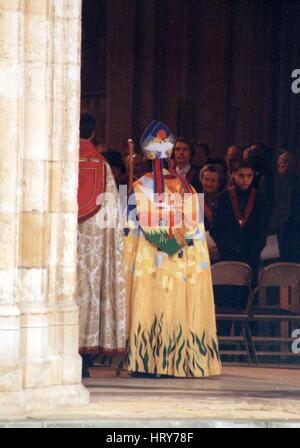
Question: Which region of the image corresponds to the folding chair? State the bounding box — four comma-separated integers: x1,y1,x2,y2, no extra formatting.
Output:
211,261,256,364
247,262,300,364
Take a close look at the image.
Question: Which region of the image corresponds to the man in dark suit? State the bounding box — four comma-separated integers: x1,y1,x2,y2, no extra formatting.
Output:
173,137,198,183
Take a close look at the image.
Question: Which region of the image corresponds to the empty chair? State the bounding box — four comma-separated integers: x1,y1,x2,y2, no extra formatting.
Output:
211,261,255,364
247,262,300,364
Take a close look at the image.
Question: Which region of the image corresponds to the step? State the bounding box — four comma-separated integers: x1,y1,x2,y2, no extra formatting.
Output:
88,367,129,378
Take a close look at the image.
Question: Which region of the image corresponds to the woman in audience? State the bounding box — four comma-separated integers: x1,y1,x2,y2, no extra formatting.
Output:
191,164,220,263
192,164,220,230
206,158,228,192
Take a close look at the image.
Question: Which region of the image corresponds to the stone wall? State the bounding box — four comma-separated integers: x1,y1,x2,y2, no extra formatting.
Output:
0,0,89,415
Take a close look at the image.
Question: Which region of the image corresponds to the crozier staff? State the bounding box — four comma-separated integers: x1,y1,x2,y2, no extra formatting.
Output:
127,138,135,193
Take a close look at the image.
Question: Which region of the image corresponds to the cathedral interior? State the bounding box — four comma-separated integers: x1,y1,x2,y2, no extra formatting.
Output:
0,0,300,427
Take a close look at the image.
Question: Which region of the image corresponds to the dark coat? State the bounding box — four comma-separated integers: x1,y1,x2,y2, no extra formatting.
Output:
210,185,269,268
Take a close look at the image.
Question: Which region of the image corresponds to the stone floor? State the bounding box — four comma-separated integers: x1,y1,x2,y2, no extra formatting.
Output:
1,365,300,428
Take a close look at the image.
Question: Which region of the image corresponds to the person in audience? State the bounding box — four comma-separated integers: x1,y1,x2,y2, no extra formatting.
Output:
206,158,228,192
243,143,270,188
243,143,290,241
210,161,269,284
192,164,220,228
225,145,243,177
173,137,197,183
277,151,298,176
191,141,210,171
192,164,221,262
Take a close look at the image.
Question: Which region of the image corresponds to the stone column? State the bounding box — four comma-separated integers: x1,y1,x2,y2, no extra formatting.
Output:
0,0,88,414
18,0,52,388
0,0,23,395
46,0,83,386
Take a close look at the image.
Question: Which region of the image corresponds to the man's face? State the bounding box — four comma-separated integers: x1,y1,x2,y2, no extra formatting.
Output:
233,167,254,191
174,142,191,167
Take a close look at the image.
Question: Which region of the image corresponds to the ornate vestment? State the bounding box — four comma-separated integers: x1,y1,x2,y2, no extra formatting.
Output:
77,140,126,355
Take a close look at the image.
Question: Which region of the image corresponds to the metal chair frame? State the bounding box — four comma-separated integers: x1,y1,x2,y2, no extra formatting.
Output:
246,262,300,363
211,261,256,364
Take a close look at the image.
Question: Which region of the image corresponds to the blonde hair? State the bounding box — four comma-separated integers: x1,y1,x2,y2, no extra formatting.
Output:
200,164,219,180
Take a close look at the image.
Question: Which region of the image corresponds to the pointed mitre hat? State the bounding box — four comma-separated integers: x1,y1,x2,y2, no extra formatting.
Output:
139,120,193,197
140,120,175,160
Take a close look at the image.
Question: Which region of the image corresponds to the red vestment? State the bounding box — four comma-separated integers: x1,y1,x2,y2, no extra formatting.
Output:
77,139,107,222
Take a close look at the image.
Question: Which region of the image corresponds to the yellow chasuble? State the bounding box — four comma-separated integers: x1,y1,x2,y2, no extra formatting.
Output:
125,171,221,377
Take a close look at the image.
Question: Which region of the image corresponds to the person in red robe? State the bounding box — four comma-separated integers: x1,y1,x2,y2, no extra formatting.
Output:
77,113,126,377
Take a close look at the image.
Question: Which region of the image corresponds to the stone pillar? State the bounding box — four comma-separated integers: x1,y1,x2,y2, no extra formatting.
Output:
18,0,51,389
0,0,89,415
0,0,23,395
46,1,84,386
